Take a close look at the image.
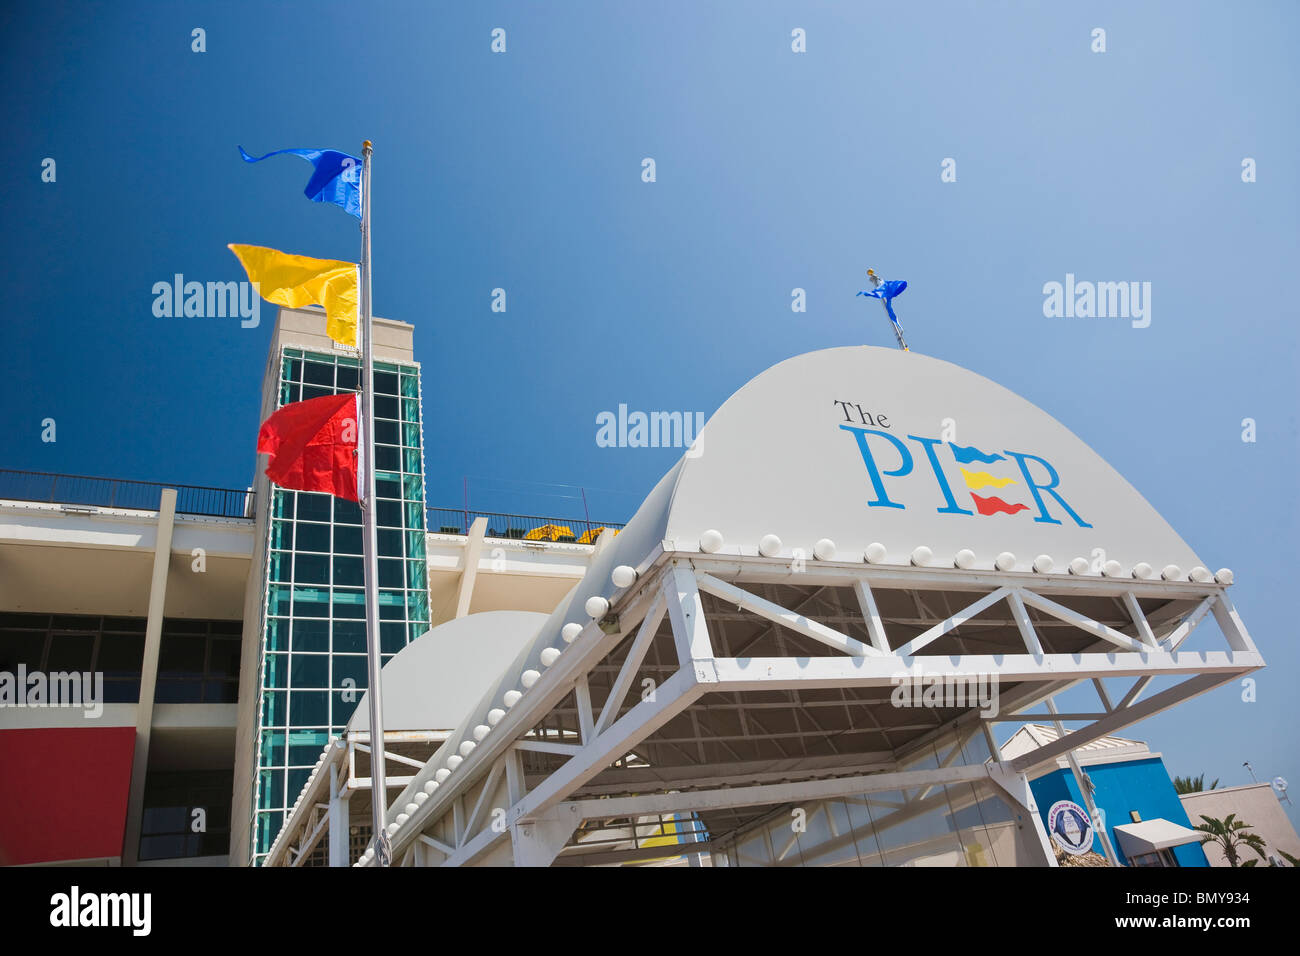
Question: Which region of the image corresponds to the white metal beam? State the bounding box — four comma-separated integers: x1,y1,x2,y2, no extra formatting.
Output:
696,572,879,658
853,579,891,652
709,650,1259,690
665,566,714,665
1017,589,1150,654
594,595,665,736
892,586,1012,657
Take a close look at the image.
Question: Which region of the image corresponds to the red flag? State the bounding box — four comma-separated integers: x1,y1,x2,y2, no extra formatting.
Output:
257,393,360,502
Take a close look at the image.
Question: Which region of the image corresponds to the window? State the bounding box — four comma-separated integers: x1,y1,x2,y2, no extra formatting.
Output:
139,770,233,861
155,619,242,703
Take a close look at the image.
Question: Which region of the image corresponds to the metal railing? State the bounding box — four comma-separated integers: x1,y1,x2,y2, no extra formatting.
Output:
427,507,625,544
0,468,626,533
0,469,253,519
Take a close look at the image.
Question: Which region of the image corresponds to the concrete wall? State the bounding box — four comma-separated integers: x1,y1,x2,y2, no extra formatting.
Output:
1180,783,1300,867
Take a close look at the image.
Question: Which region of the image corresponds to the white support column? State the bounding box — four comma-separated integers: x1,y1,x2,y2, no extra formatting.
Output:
574,676,594,745
664,566,714,668
122,488,177,867
986,766,1058,867
510,806,582,868
328,758,350,867
1210,592,1260,654
595,596,665,736
455,517,489,619
852,579,890,652
505,748,527,805
1045,697,1121,866
1122,592,1158,648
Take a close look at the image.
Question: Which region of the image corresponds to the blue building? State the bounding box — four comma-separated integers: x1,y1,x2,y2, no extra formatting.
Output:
1001,724,1208,867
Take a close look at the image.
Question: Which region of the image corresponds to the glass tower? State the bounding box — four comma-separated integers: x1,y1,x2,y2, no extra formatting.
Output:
249,346,430,865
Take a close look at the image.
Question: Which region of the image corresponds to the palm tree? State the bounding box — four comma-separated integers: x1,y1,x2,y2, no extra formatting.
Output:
1194,814,1267,867
1173,773,1220,794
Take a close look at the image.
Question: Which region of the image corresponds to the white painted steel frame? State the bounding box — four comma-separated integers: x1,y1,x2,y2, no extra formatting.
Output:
362,554,1262,867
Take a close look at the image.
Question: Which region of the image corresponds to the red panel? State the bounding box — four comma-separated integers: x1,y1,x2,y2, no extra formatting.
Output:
0,727,136,865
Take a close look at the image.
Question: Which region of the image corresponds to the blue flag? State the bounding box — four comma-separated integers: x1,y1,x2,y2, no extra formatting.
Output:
239,146,362,219
857,278,907,324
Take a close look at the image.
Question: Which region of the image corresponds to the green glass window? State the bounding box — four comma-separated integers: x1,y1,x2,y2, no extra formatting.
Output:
290,654,329,689
291,619,329,653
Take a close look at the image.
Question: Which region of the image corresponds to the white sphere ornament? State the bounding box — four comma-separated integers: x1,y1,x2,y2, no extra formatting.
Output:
1132,562,1154,580
422,780,439,795
486,708,506,726
458,740,476,757
1102,559,1124,577
699,529,724,553
813,538,837,561
404,803,419,815
611,565,638,588
758,534,783,558
561,623,583,643
1161,565,1183,581
414,791,429,805
434,769,451,783
521,668,541,688
1069,557,1090,575
584,595,610,619
473,724,491,741
446,755,463,770
911,546,932,567
865,542,888,564
395,813,409,826
503,690,522,708
954,549,976,570
1032,554,1054,574
386,823,399,836
1215,568,1234,585
995,552,1017,572
1189,566,1214,583
540,647,561,667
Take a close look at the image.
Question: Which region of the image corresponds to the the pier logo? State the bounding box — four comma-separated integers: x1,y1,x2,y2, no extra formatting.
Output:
834,402,1091,528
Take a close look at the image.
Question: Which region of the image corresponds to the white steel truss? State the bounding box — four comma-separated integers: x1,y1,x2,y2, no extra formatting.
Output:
351,553,1262,868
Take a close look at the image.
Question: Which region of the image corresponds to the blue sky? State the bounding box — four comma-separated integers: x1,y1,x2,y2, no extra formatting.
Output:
5,2,1297,826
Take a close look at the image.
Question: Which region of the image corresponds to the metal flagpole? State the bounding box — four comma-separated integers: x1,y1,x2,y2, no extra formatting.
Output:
867,270,909,351
358,139,391,866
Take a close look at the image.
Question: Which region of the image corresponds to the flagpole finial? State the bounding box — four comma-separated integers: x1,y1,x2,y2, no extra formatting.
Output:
363,140,373,153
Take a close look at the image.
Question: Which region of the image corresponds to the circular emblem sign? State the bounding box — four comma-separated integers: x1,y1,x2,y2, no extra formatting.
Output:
1047,800,1095,856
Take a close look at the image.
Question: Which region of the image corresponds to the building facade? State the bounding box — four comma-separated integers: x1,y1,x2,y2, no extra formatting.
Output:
0,307,607,867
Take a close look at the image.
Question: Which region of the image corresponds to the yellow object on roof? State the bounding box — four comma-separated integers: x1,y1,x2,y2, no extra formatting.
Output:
524,524,574,541
578,526,619,544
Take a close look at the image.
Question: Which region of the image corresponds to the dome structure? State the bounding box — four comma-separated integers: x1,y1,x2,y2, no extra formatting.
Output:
365,347,1262,868
348,610,548,733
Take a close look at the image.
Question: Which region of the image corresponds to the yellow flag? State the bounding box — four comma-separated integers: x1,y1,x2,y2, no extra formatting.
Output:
228,244,358,347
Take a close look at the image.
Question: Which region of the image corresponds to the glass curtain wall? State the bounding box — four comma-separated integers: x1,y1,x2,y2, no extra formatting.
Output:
250,348,430,864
